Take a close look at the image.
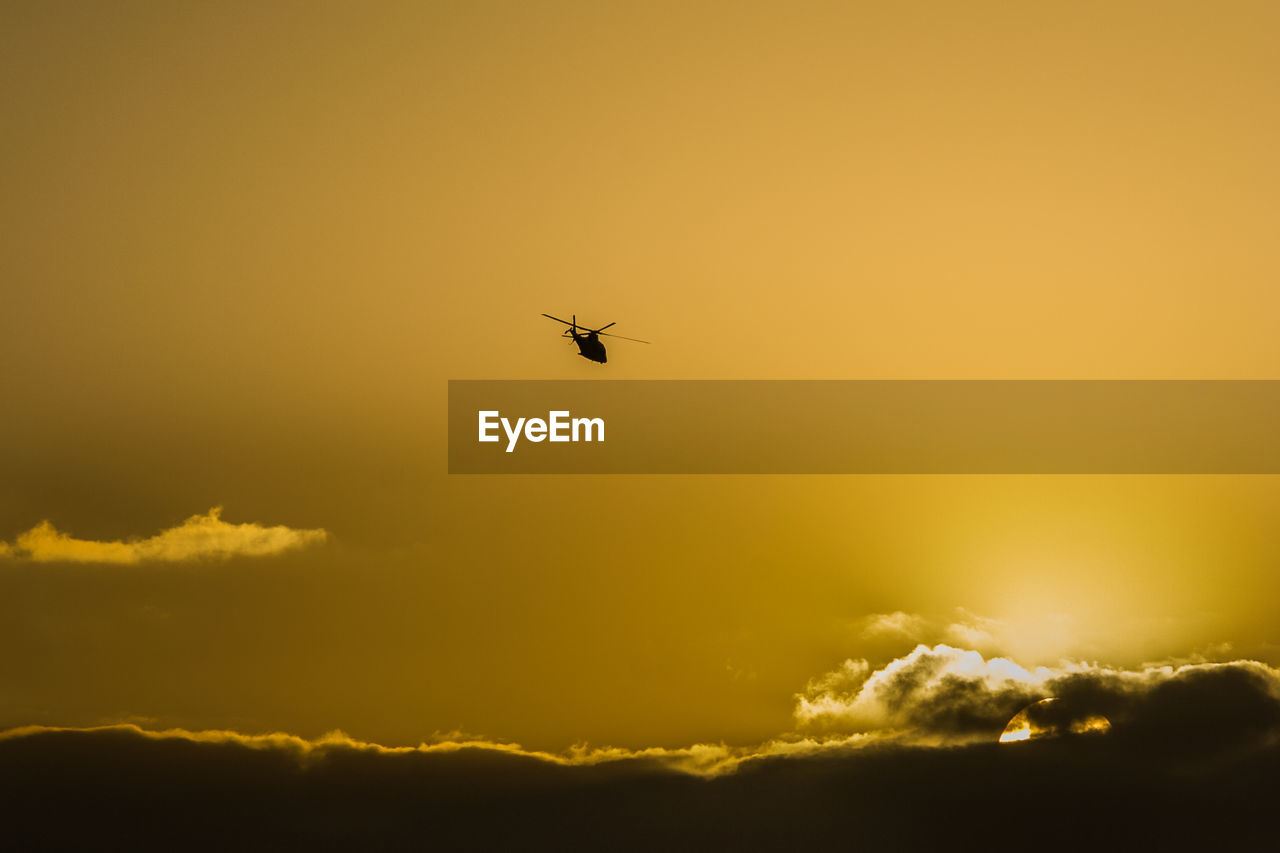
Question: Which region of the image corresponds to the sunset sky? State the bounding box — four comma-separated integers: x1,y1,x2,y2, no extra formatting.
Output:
3,2,1279,846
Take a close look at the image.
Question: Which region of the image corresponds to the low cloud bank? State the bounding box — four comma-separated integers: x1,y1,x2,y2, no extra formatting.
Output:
3,625,1277,847
0,508,327,563
3,701,1277,850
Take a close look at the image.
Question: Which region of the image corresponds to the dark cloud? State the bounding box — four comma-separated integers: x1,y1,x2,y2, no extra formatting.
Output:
3,656,1279,853
3,647,1276,850
1049,660,1280,758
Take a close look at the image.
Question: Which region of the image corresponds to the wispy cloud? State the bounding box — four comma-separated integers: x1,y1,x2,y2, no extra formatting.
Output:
0,508,327,564
854,607,1075,661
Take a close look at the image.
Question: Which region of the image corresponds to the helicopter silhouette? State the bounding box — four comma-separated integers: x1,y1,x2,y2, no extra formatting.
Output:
541,314,649,364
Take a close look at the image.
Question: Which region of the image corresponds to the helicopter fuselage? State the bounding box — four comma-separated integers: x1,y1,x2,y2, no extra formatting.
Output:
572,332,607,364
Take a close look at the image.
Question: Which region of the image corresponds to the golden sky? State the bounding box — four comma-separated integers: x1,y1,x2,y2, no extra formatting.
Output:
3,0,1280,769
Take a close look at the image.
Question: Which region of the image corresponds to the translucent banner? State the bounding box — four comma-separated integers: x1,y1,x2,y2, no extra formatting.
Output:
448,381,1280,474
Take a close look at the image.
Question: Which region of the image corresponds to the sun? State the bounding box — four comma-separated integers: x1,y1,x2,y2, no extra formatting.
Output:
999,698,1111,743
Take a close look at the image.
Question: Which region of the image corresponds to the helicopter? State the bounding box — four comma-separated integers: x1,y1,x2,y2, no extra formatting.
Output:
541,314,649,364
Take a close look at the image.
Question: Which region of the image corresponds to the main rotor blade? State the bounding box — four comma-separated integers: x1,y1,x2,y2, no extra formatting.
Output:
545,313,647,342
597,331,650,344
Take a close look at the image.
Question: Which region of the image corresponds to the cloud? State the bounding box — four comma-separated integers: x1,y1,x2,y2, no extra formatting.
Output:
1,603,1276,847
0,508,327,563
796,643,1060,739
795,643,1280,751
855,608,1042,657
3,648,1275,775
0,722,766,781
3,709,1278,850
858,610,932,641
